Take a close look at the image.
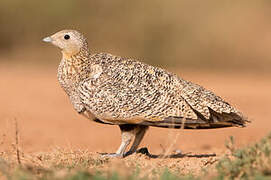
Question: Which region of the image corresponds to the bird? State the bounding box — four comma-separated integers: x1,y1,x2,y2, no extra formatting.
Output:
43,29,249,158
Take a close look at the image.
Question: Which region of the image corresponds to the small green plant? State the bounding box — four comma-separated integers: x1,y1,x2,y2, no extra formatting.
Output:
216,133,271,179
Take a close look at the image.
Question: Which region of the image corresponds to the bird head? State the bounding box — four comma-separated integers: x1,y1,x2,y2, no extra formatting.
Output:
43,30,88,59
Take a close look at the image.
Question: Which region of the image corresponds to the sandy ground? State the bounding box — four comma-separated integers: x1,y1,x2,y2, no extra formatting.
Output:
0,63,270,174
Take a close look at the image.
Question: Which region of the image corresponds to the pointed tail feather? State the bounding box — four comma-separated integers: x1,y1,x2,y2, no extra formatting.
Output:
139,110,249,129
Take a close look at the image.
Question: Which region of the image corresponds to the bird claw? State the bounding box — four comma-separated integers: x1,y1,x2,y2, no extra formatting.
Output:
100,148,150,158
123,150,135,157
100,153,124,158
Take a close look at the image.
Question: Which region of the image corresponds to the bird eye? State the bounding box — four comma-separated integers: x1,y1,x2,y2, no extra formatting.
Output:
64,34,70,40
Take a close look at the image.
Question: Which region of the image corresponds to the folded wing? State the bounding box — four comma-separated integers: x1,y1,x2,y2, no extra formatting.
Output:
78,53,248,128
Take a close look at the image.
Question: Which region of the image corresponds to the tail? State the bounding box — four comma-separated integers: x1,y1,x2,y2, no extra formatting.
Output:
139,108,249,129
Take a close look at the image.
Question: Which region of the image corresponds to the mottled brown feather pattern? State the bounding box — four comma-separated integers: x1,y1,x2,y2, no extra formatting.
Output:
55,31,248,129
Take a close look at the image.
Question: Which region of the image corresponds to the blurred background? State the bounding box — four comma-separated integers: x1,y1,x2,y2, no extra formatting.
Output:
0,0,271,153
1,0,271,71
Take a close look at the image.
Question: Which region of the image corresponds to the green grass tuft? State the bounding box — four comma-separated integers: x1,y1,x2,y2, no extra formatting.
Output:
216,133,271,179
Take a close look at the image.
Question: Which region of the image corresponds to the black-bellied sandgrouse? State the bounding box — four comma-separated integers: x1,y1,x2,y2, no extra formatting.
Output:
43,30,248,157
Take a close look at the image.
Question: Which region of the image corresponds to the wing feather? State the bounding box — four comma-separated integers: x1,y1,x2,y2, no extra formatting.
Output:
78,54,198,124
77,53,247,127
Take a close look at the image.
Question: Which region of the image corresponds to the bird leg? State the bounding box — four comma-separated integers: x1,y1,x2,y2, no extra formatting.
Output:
124,125,148,156
102,125,148,158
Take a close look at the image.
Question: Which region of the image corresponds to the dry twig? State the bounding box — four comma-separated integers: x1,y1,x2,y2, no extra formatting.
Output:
14,118,21,165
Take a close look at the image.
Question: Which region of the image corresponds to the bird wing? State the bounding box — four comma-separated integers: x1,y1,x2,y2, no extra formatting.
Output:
78,53,199,124
78,53,247,127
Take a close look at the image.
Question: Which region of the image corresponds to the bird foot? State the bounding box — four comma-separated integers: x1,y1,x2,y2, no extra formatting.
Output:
123,148,150,157
136,147,150,155
123,151,134,157
100,153,124,158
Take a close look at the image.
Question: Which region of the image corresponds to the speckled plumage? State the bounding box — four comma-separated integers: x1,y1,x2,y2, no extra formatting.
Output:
58,50,246,128
44,30,248,157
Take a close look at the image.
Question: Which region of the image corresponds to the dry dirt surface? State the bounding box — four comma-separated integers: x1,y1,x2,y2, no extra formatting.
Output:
0,63,271,175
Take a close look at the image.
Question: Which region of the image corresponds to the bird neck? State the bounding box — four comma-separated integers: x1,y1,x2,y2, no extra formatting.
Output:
71,44,91,64
61,43,92,77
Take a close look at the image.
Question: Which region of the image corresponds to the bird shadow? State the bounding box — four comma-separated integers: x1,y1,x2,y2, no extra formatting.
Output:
134,147,216,159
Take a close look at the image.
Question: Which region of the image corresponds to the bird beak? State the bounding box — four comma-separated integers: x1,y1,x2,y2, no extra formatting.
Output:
42,36,53,43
